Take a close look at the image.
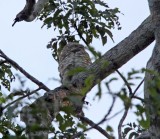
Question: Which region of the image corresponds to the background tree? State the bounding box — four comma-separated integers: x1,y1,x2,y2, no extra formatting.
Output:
0,0,158,139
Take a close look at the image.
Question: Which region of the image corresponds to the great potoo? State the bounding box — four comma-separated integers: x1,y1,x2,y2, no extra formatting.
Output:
58,42,92,86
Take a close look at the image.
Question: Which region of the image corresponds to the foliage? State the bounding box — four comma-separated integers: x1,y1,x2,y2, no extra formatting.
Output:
51,112,87,139
0,60,15,92
0,59,147,139
0,116,26,139
39,0,121,60
0,1,156,139
122,123,142,139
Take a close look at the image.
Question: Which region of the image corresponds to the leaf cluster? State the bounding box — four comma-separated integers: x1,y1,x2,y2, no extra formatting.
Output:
122,122,143,139
0,60,15,91
38,0,121,60
51,112,87,139
0,116,26,139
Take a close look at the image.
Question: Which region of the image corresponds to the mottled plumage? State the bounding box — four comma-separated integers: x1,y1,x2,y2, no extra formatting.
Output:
58,42,92,86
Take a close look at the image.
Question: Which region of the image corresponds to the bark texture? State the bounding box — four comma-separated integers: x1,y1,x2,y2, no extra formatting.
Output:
71,16,154,89
20,43,92,138
21,86,70,139
143,0,160,138
16,0,160,139
20,16,155,138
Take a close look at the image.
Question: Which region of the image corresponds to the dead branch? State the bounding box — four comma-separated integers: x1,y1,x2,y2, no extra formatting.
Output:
0,49,50,92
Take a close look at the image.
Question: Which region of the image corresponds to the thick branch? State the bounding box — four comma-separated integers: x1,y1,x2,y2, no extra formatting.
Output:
71,16,154,90
20,86,70,139
144,0,160,139
13,3,157,138
20,15,155,139
136,131,151,139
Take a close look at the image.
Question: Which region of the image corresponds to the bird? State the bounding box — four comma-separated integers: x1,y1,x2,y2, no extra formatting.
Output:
12,0,36,26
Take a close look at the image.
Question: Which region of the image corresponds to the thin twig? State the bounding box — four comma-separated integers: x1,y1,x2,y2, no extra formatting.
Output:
104,96,116,118
75,115,115,139
85,96,116,132
3,87,41,110
0,49,50,92
106,109,124,121
116,69,132,94
132,96,145,103
72,97,116,139
74,23,89,46
118,107,129,139
117,79,144,139
74,107,123,139
131,79,144,98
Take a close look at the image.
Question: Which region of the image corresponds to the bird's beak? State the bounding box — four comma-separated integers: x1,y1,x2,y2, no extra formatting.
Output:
12,20,17,27
12,18,18,27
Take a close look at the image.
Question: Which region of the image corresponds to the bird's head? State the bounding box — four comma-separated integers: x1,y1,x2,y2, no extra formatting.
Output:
12,11,28,27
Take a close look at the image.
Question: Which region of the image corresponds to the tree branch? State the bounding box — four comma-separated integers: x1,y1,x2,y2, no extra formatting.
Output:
132,96,145,103
116,69,132,95
131,79,144,98
20,86,71,139
118,79,144,139
118,108,129,139
106,109,124,121
88,96,116,130
17,14,155,138
77,115,115,139
3,87,41,111
143,0,160,138
0,49,50,92
71,97,117,139
71,16,154,91
12,3,157,138
135,131,151,139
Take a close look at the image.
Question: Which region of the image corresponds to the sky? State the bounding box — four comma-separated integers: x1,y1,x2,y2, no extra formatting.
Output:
0,0,153,139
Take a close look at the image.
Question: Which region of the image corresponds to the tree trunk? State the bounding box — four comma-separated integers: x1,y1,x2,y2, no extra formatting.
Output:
143,0,160,139
18,0,160,138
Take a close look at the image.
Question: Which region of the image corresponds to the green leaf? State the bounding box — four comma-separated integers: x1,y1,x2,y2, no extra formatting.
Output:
0,96,6,103
138,119,149,129
56,113,63,123
40,0,121,51
43,17,53,28
129,132,139,139
106,125,113,132
67,67,86,77
124,127,132,135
